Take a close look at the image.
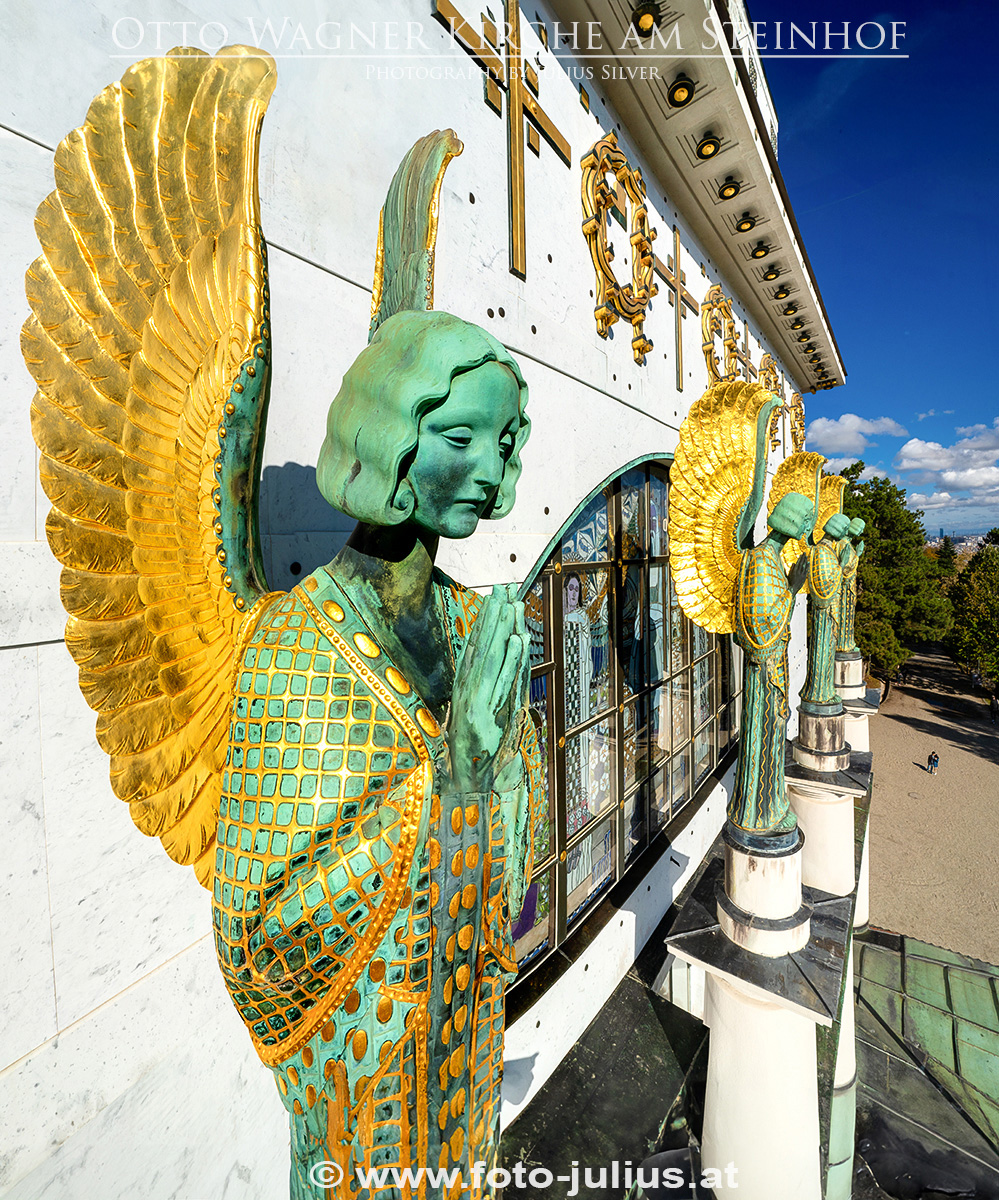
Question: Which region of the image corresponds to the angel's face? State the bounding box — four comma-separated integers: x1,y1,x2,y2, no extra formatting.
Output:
406,361,521,539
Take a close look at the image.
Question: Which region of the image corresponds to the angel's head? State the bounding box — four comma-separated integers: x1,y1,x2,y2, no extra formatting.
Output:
823,512,851,541
849,517,866,539
767,492,814,541
316,311,530,537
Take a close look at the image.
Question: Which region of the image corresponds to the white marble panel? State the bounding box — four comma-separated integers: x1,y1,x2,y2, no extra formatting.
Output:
0,646,58,1069
0,543,65,649
0,131,54,543
261,245,372,478
36,643,209,1029
0,937,288,1198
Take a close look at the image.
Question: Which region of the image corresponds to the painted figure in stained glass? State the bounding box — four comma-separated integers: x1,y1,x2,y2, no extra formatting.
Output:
563,571,596,896
24,46,544,1200
668,383,817,838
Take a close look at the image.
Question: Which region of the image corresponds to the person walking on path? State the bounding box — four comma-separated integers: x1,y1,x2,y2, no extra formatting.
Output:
928,751,939,775
990,694,998,725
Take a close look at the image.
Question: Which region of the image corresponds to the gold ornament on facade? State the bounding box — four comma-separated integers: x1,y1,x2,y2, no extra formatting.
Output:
788,392,806,451
668,380,777,634
767,452,826,571
580,131,658,364
758,353,782,395
700,284,738,382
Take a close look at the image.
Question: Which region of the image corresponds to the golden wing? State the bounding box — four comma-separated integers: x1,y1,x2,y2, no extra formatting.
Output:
668,380,776,634
23,47,280,886
818,475,847,535
768,451,826,571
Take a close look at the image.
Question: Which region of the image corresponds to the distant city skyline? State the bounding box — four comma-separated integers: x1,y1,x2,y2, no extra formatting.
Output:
760,0,997,534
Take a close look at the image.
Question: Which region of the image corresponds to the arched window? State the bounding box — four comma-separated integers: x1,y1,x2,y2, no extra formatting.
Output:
511,461,743,969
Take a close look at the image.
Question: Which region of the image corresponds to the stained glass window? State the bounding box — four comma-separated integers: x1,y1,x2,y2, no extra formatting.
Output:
512,463,742,971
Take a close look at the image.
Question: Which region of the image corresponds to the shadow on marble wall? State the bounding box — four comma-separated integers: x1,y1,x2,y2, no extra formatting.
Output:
259,462,354,593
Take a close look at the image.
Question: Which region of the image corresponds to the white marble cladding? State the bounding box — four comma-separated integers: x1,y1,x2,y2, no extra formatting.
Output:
2,2,810,1194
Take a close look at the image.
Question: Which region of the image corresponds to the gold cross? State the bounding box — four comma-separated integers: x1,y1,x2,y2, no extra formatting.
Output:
434,0,571,279
653,227,699,390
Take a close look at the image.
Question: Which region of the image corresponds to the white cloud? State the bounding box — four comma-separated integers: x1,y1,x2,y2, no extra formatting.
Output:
822,456,859,473
909,491,954,510
917,410,934,421
806,413,908,455
940,467,999,489
896,417,999,528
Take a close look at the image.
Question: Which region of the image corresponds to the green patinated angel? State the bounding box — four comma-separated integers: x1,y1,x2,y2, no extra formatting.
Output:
799,477,851,713
668,382,815,840
23,46,544,1200
837,517,866,654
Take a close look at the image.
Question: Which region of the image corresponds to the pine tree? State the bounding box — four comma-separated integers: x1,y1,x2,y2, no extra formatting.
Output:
936,534,957,577
839,463,952,677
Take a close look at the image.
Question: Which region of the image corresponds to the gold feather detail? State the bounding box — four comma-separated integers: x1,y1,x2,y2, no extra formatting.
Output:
668,380,778,634
24,46,279,888
767,451,826,571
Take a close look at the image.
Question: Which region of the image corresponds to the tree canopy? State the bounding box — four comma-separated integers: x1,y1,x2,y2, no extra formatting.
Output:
838,463,952,676
949,535,999,684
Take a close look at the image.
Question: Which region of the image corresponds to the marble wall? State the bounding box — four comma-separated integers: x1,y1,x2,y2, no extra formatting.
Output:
0,2,808,1195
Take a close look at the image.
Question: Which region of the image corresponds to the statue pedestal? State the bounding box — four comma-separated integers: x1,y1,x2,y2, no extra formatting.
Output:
834,651,866,700
785,748,872,897
793,705,850,772
718,825,811,957
668,821,861,1200
700,972,823,1200
668,788,873,1200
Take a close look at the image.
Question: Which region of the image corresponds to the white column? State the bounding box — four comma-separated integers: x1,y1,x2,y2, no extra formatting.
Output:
787,782,856,897
854,823,871,929
701,974,822,1200
842,709,870,752
826,942,858,1200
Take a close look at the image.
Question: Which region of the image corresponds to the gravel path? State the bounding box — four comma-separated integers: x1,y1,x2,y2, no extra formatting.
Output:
868,646,999,964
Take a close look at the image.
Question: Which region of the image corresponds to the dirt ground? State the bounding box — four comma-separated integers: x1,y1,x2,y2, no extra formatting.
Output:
868,646,999,965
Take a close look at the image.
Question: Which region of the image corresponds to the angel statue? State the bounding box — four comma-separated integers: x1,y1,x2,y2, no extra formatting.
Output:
668,382,815,842
22,46,544,1200
799,478,851,713
837,517,866,654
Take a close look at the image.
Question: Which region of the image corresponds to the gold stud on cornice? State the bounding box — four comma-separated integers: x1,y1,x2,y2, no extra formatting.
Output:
667,74,695,108
696,132,721,159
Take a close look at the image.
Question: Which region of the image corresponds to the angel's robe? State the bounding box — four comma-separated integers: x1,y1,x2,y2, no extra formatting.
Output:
212,566,543,1200
800,539,843,710
731,540,794,831
836,539,860,654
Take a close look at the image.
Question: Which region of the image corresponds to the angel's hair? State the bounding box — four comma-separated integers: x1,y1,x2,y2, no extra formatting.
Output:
849,517,866,537
316,310,530,526
823,512,851,540
768,492,814,539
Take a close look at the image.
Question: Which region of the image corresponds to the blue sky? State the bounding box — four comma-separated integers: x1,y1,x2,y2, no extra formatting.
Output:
758,0,998,533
